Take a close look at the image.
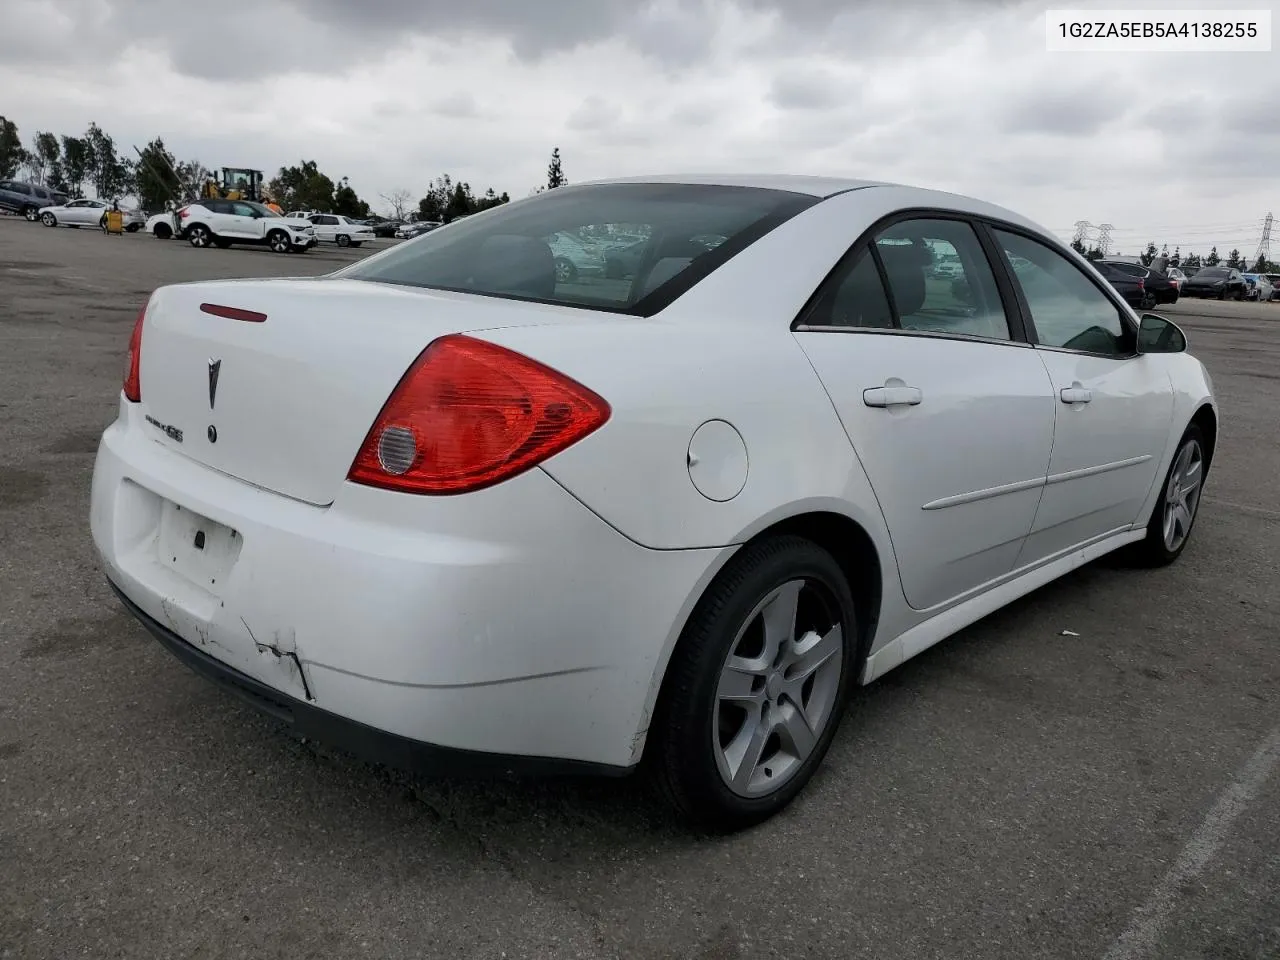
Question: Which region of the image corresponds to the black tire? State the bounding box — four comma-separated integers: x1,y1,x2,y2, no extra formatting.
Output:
40,212,57,227
1120,423,1208,568
650,535,858,831
554,257,578,283
336,233,350,247
188,224,212,248
126,222,140,233
22,205,38,222
267,230,291,254
1140,292,1156,310
153,223,172,240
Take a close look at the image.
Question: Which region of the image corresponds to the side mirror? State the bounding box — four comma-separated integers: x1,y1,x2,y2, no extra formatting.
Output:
1137,313,1187,354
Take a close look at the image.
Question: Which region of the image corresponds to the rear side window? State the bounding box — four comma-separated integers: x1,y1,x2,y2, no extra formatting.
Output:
334,182,818,315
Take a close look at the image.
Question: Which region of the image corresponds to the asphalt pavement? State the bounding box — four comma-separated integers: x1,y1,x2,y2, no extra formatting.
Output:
1,218,1277,959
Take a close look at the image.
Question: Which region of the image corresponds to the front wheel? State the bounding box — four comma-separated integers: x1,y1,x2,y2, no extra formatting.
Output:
41,212,57,227
188,224,212,248
267,230,291,253
651,536,857,830
1121,424,1207,568
336,234,350,247
153,223,172,240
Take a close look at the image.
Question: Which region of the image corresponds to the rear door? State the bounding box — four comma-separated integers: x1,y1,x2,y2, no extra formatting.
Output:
989,228,1174,563
793,215,1057,611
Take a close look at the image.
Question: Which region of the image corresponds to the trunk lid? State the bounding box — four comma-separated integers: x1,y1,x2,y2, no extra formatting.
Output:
137,278,591,506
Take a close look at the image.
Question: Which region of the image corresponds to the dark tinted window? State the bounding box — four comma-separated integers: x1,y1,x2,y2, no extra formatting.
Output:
1197,267,1229,278
334,182,817,315
874,219,1010,340
808,248,894,328
995,230,1130,356
1102,261,1148,278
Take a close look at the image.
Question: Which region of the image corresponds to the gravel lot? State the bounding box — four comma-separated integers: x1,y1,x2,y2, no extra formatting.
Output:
2,218,1278,960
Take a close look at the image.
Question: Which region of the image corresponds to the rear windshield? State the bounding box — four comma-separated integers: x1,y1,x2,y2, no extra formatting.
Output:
333,182,818,315
1196,267,1228,278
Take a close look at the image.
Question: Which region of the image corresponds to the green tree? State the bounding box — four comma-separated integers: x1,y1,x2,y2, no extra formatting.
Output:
1169,246,1181,267
1253,253,1269,273
134,137,182,212
268,160,336,213
60,135,91,196
1184,252,1201,269
28,131,63,190
83,122,133,200
1070,237,1087,255
175,159,209,203
332,177,370,218
416,175,508,222
1085,245,1103,261
546,147,566,189
0,115,26,179
1225,248,1242,269
1140,242,1158,266
1205,246,1220,266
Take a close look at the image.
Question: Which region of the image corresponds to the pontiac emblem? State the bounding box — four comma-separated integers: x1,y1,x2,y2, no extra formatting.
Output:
208,358,221,409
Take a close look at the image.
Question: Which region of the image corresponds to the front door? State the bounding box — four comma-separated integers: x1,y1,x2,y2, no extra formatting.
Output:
989,229,1175,563
794,216,1057,611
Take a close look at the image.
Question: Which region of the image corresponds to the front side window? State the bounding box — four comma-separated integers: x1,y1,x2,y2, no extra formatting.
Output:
995,230,1131,356
333,182,818,315
873,219,1011,340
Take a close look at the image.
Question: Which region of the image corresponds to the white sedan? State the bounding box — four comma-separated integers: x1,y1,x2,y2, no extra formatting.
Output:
306,213,375,247
40,198,143,231
90,175,1216,829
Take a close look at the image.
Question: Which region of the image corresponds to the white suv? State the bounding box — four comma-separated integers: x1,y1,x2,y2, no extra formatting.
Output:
176,199,317,253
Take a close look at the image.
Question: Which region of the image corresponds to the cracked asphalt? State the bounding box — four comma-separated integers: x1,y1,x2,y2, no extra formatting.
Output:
1,218,1277,959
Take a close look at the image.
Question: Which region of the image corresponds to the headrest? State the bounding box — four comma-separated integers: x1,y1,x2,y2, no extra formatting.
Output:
473,235,556,299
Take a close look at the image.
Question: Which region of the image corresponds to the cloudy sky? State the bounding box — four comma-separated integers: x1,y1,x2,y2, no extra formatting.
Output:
2,0,1275,257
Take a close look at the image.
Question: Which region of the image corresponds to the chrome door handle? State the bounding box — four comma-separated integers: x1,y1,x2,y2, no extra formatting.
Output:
1059,385,1092,404
863,385,923,408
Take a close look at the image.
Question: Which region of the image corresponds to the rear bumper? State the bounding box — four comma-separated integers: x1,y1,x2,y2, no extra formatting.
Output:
108,578,628,778
91,400,723,768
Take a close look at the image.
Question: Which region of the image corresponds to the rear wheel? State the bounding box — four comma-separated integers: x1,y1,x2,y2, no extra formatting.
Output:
22,205,38,222
336,233,350,247
267,230,291,253
40,212,57,227
188,224,212,248
153,223,172,240
1122,424,1207,568
651,536,857,830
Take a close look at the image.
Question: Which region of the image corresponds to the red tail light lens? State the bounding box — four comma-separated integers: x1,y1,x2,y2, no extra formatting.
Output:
178,207,190,219
123,304,145,402
348,335,611,495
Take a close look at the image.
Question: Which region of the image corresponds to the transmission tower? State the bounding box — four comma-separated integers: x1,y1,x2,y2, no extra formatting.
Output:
1097,223,1114,255
1253,212,1273,267
1072,220,1093,246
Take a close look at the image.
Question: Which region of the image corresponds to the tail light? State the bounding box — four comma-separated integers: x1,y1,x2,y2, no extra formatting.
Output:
348,335,611,495
123,304,146,402
178,207,190,219
1138,279,1145,290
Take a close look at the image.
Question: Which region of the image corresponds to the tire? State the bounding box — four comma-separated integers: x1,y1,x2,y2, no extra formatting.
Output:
22,205,38,222
126,223,140,233
1120,424,1207,568
336,234,350,247
1140,292,1156,310
153,223,172,240
650,535,858,830
188,224,212,248
267,230,291,254
554,258,578,283
213,238,232,249
40,212,57,227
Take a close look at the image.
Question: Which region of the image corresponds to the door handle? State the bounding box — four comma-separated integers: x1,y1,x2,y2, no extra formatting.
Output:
863,384,923,408
1059,384,1092,404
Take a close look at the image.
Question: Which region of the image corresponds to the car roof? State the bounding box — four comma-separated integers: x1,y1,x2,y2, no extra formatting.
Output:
571,173,888,198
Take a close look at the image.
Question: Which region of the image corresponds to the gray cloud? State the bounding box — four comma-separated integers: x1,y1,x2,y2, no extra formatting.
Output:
433,92,480,119
769,68,849,110
999,79,1124,136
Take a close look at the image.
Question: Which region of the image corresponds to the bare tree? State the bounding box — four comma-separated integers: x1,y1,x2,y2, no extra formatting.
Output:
380,188,412,220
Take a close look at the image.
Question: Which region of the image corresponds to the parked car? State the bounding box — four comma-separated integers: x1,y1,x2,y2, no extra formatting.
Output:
93,174,1217,830
395,220,441,240
545,229,607,282
1165,266,1188,292
1240,274,1274,302
306,213,375,247
1180,266,1247,300
1096,259,1178,306
1091,261,1149,309
372,219,403,238
175,199,316,252
38,198,143,232
0,179,67,220
1265,274,1280,301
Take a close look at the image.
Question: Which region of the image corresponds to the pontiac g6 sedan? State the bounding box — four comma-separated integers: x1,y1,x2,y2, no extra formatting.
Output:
91,175,1216,829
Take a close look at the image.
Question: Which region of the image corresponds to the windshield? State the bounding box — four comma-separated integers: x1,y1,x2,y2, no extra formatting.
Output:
1196,267,1228,278
334,182,818,315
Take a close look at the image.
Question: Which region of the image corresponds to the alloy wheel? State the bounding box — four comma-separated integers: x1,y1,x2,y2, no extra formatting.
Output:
713,578,844,798
1162,437,1203,552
